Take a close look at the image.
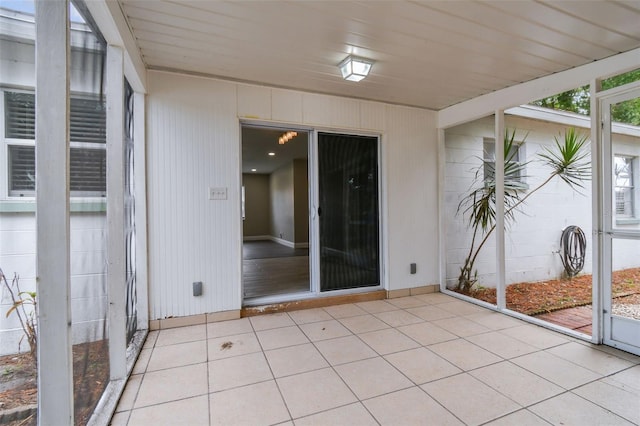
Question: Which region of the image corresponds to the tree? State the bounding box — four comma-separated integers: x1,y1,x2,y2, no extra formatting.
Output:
531,69,640,126
456,128,591,293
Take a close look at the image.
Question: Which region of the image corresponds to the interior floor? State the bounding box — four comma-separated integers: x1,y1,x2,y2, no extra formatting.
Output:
243,240,310,299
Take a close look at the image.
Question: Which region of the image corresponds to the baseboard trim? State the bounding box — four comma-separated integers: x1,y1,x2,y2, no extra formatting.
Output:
148,285,440,328
387,284,439,299
241,290,387,317
149,310,241,330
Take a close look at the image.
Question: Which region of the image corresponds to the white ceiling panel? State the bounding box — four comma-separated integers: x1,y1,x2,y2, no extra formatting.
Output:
119,0,640,110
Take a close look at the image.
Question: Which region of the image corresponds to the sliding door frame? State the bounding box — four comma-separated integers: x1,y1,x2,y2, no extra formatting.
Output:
310,129,385,296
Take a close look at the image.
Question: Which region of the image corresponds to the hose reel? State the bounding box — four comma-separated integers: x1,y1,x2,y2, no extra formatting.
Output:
558,225,586,277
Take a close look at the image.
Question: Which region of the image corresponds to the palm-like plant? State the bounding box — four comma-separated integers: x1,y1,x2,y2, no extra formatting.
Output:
456,127,590,293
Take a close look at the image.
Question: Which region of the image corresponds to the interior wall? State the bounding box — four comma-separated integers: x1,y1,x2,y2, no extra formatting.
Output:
270,162,295,243
293,159,309,245
242,173,270,237
146,70,438,319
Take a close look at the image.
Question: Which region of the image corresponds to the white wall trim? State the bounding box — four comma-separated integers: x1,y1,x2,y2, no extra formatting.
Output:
106,44,127,381
438,48,640,129
133,91,149,329
84,0,146,93
506,105,640,137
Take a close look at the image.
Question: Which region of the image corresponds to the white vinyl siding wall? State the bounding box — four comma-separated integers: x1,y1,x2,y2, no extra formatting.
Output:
146,71,439,320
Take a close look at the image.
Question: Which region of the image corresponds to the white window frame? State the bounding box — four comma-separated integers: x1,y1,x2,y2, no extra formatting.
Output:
2,88,107,200
614,154,637,220
483,137,527,188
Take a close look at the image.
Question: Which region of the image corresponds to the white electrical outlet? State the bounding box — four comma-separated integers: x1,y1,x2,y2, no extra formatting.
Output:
209,187,227,200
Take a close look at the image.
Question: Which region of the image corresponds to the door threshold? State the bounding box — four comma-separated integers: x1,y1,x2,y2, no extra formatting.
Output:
241,290,386,317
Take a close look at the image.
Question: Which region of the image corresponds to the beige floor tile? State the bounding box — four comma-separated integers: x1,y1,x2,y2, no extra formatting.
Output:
208,332,261,360
250,312,295,331
265,343,328,378
338,314,390,334
604,365,640,394
134,363,208,408
546,341,635,375
207,318,253,338
422,373,520,425
109,411,130,426
386,296,428,309
511,351,601,389
437,300,489,315
294,403,378,426
256,325,309,350
501,324,569,349
358,328,420,355
131,348,152,375
414,293,456,304
146,340,207,371
466,331,538,359
428,339,502,371
129,395,209,426
364,387,463,426
485,409,551,426
277,368,357,418
356,300,399,314
385,347,462,385
406,305,456,321
314,335,378,365
529,392,635,426
298,319,352,341
323,303,367,319
208,351,273,392
573,380,640,424
464,311,524,330
115,374,143,412
588,343,640,364
209,381,290,426
155,324,206,347
470,361,563,406
288,308,333,325
432,316,491,337
397,322,457,346
142,330,159,349
334,357,413,400
374,310,423,327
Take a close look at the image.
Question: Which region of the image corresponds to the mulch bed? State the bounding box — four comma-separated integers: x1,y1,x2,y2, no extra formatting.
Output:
464,267,640,315
0,340,109,426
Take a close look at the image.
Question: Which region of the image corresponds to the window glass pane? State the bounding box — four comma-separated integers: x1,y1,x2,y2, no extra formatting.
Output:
70,148,107,195
5,92,35,139
5,91,106,143
70,97,106,144
8,145,36,195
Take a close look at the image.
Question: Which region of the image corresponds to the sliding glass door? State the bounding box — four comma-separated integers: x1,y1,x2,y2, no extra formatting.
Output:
317,132,381,291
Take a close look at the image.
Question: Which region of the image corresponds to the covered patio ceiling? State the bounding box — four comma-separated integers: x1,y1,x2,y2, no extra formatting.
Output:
118,0,640,111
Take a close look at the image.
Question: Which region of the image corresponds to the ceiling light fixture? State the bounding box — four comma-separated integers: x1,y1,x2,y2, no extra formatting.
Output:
279,131,298,145
251,168,257,172
268,152,275,156
338,55,373,82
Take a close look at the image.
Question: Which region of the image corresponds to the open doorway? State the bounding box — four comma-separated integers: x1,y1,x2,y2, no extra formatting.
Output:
241,125,310,300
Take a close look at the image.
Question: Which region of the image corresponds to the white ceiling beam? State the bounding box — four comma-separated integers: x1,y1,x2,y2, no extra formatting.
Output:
85,0,147,93
438,48,640,129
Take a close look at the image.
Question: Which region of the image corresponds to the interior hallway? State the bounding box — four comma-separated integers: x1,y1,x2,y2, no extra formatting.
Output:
243,240,310,299
112,293,639,425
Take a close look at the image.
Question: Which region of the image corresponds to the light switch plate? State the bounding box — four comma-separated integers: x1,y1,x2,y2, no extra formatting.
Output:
209,187,227,200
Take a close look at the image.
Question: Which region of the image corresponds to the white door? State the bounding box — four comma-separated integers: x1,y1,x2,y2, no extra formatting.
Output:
601,87,640,355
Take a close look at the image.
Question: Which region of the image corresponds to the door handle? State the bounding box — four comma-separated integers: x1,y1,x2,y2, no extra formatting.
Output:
317,207,322,217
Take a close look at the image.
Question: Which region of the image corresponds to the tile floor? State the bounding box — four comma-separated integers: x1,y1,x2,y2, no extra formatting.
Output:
111,293,640,426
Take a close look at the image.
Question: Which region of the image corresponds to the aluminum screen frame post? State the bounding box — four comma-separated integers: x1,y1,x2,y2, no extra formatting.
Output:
35,1,74,424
